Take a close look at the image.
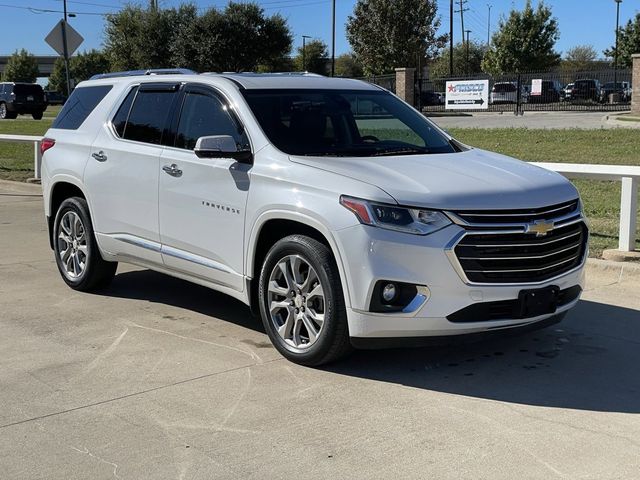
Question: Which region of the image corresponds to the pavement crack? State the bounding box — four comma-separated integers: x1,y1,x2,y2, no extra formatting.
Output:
0,358,282,431
84,327,129,373
70,445,121,479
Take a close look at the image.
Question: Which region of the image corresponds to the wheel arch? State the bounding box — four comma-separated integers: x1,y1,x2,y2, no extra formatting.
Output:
47,179,88,250
246,211,352,314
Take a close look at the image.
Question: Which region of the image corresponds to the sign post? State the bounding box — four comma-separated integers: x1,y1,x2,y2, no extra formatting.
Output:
445,80,489,110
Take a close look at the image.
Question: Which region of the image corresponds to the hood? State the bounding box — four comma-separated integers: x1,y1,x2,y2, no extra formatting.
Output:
290,148,578,210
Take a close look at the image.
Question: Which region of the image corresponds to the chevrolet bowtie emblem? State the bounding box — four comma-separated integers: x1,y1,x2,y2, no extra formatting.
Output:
525,219,555,237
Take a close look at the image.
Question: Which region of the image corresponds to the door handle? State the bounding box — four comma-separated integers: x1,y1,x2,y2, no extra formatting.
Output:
162,163,182,177
92,151,107,162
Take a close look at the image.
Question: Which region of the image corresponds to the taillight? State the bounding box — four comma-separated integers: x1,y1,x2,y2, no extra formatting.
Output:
40,138,55,155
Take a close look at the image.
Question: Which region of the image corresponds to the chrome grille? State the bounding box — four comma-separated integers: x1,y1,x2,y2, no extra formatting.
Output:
452,220,588,284
452,199,579,226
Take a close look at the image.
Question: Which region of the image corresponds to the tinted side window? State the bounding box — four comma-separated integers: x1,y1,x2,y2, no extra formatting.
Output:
175,91,247,150
124,89,176,145
112,87,138,137
52,85,113,130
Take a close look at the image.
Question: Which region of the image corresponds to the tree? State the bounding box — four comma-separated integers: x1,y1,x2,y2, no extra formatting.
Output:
335,53,364,77
215,2,292,72
562,45,598,71
48,50,110,93
346,0,447,75
430,41,487,77
104,4,185,71
482,0,560,75
294,39,328,74
604,13,640,68
2,49,39,83
105,2,292,72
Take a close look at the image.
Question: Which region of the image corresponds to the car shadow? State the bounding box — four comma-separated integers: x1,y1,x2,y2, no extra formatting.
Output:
96,270,639,413
325,300,640,414
98,268,264,333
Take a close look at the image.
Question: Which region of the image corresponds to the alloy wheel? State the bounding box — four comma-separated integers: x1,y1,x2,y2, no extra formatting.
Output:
57,211,88,280
267,255,326,349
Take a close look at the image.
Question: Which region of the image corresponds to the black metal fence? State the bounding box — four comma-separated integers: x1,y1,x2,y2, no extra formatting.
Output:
416,68,632,113
360,68,632,113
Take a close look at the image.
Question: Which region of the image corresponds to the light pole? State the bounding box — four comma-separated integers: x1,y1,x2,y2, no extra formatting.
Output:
62,0,71,97
331,0,336,76
487,4,492,46
614,0,622,90
449,0,454,76
302,35,312,71
465,29,471,74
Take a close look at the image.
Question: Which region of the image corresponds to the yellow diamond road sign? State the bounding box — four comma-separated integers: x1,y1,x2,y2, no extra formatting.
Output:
45,20,84,57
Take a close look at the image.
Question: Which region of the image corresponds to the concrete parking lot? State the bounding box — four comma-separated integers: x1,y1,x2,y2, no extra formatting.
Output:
429,111,637,130
1,179,640,479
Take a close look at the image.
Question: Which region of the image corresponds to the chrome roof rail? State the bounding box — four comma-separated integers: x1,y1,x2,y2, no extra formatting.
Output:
90,68,197,80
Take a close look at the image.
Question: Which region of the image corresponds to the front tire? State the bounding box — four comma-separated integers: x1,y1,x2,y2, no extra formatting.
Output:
258,235,351,366
32,112,43,120
53,197,117,291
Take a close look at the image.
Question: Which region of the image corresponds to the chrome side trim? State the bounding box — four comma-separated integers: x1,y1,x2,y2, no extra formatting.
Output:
112,233,162,252
160,245,235,275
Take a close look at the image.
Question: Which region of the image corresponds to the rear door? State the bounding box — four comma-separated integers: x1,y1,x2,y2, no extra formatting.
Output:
84,82,180,264
158,84,251,291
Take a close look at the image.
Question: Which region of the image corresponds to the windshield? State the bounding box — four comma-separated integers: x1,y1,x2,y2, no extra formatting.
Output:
241,89,457,157
13,84,44,95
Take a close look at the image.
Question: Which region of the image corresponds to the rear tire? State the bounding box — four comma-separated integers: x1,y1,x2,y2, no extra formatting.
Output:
53,197,117,291
32,112,43,120
258,235,352,366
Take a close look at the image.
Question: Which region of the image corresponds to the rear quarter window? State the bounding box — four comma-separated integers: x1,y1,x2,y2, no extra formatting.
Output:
51,85,112,130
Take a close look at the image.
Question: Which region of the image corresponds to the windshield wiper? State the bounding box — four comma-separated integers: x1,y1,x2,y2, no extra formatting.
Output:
371,146,430,156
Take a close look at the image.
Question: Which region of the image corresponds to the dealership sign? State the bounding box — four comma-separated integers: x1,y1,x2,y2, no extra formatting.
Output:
445,80,489,110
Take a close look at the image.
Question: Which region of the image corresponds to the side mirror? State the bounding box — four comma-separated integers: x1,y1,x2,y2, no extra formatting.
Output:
194,135,253,164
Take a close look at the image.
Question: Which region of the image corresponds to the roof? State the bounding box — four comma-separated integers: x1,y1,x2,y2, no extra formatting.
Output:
86,70,380,91
205,72,379,91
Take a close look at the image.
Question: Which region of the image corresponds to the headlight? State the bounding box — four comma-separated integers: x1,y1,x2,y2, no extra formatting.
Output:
340,195,451,235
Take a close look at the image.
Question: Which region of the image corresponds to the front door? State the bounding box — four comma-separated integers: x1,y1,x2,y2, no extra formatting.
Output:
158,85,251,291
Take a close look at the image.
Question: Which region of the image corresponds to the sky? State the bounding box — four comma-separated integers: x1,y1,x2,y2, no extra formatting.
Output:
0,0,638,59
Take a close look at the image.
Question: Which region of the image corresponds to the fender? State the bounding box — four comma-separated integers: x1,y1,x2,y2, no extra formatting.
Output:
246,208,353,309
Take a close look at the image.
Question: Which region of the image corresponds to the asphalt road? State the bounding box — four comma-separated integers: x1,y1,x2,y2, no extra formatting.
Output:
1,180,640,479
429,111,632,130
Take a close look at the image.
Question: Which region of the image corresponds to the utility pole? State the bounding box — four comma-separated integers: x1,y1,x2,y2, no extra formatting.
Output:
487,4,492,45
302,35,311,71
449,0,454,76
455,0,469,48
331,0,336,76
465,29,471,74
62,0,71,97
614,0,622,90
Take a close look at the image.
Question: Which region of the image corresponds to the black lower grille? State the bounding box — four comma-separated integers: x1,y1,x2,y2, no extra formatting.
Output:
454,221,588,283
447,286,582,323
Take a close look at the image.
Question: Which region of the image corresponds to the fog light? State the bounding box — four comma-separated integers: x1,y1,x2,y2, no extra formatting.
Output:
381,283,397,303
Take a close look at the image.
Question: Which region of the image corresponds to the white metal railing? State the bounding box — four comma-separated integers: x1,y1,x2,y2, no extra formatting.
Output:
0,134,637,252
0,134,43,180
532,162,640,252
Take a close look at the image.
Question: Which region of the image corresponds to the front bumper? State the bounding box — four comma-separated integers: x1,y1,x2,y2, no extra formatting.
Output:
334,223,586,339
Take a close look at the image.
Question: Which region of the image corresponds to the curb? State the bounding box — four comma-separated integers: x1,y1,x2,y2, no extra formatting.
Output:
586,258,640,281
0,179,43,196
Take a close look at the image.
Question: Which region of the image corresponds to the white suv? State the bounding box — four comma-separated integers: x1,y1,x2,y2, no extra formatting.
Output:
41,71,588,365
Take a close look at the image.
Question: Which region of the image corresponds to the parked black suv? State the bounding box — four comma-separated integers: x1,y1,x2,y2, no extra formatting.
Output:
528,80,562,103
571,79,603,103
44,90,67,106
0,82,47,120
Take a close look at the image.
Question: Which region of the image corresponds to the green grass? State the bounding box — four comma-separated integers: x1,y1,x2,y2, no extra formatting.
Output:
448,128,640,257
0,119,638,256
0,106,59,181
